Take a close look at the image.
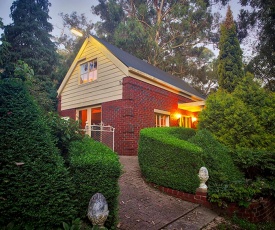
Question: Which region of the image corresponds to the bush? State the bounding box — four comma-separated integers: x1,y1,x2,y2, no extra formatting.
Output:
138,127,203,193
234,148,275,180
69,137,121,229
46,112,84,163
188,129,244,186
199,75,275,151
0,79,76,229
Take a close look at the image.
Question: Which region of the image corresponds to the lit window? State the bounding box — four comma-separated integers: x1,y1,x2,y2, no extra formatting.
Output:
80,59,97,84
179,116,191,128
155,113,170,127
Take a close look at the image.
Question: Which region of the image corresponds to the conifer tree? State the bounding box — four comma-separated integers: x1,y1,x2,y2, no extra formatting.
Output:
0,78,76,228
0,0,58,111
218,6,244,92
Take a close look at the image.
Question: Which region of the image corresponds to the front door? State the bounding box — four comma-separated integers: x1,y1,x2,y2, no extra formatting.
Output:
77,106,102,133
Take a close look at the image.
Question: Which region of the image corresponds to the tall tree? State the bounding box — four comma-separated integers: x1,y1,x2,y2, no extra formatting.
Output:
238,0,275,91
0,0,58,111
92,0,219,95
217,6,244,92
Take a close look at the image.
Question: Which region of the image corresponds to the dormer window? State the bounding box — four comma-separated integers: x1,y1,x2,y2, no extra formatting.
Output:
80,59,97,84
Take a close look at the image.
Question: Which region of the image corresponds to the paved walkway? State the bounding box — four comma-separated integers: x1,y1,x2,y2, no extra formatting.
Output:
118,156,218,230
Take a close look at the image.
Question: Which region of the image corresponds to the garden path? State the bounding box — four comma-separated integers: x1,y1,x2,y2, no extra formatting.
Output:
118,156,218,230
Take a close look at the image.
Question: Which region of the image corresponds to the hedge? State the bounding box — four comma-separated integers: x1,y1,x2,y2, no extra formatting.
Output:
0,79,76,229
138,127,203,193
69,136,121,229
188,129,244,187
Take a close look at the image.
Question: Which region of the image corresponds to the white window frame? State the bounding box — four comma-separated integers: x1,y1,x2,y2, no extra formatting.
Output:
76,106,102,134
154,109,170,127
79,59,97,84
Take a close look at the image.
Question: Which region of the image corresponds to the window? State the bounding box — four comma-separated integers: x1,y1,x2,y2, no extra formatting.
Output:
179,116,191,128
80,59,97,84
77,106,101,130
154,109,170,127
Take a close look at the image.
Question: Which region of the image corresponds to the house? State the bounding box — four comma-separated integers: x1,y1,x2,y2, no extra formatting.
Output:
57,35,205,155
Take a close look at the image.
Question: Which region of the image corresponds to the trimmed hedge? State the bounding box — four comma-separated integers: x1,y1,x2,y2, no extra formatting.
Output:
0,79,76,229
138,127,203,193
188,129,244,186
69,136,121,229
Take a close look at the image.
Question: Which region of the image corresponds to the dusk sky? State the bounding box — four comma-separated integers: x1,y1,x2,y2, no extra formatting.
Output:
0,0,251,57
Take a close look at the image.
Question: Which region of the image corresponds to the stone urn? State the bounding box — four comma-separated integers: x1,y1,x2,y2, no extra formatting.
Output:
87,193,109,229
198,167,209,190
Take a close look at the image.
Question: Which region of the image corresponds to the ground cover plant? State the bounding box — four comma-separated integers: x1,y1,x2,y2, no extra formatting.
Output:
0,78,76,229
69,136,121,229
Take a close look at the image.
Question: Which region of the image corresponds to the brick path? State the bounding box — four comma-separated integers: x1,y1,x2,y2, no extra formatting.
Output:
118,156,218,230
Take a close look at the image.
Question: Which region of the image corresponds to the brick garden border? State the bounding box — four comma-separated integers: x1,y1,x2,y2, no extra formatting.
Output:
148,182,275,223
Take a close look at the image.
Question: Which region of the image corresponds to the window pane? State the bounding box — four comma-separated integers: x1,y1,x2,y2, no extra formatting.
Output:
91,107,101,124
78,109,87,129
155,113,169,127
81,73,88,83
81,63,88,74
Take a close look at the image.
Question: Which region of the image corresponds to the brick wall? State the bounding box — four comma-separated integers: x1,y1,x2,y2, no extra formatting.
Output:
103,76,194,155
149,182,275,223
59,77,196,155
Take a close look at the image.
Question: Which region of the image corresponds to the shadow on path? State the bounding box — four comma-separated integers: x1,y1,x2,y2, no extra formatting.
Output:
118,156,218,230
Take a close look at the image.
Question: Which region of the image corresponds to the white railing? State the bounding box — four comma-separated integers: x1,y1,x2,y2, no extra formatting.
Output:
85,121,115,151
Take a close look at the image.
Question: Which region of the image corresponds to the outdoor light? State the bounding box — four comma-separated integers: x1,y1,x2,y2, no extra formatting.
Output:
192,117,197,122
70,28,83,37
175,114,182,119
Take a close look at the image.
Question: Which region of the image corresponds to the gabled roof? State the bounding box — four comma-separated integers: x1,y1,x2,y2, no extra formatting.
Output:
92,35,205,100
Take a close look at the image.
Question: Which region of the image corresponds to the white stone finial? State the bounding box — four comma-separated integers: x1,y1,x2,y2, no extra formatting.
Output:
198,167,209,189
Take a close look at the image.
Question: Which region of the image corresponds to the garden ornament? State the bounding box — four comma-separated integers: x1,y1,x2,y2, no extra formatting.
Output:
87,193,109,229
198,167,209,190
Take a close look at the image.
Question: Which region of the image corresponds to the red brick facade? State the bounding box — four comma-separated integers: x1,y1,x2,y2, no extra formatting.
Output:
102,77,195,155
58,76,198,155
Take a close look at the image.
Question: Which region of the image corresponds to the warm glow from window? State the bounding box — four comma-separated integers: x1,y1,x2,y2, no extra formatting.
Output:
155,113,170,127
192,117,197,122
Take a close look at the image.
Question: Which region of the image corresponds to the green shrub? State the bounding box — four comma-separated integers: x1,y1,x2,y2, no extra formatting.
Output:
234,148,275,180
46,112,84,163
138,127,203,193
188,129,244,186
69,137,121,229
0,79,76,229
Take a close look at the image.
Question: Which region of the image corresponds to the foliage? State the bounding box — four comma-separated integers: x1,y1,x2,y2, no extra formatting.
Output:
217,6,244,92
238,0,275,91
188,129,243,187
0,78,76,229
46,112,83,163
198,89,261,149
199,73,275,151
0,0,59,111
234,148,275,180
69,137,121,229
60,218,82,230
138,127,203,193
92,0,219,95
208,179,265,207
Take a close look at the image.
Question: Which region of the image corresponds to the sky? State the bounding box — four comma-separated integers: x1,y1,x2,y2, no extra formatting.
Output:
0,0,100,37
0,0,250,57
